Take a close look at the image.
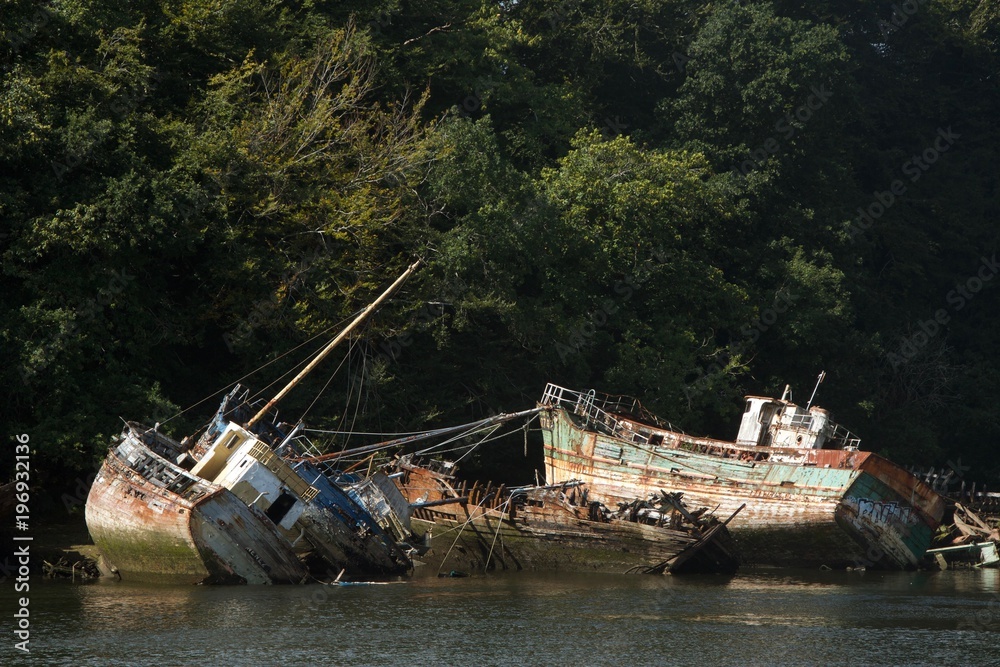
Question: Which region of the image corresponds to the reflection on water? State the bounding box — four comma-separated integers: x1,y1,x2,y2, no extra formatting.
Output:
7,569,1000,666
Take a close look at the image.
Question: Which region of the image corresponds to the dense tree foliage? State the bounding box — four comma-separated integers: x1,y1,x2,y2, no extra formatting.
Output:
2,1,998,490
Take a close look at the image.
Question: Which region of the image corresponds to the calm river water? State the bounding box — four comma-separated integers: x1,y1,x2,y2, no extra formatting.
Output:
5,568,1000,666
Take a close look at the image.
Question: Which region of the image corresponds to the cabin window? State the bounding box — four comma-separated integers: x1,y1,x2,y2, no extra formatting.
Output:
264,491,297,525
649,434,664,446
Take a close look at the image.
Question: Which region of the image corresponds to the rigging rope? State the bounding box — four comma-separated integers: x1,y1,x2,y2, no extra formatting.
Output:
435,491,500,576
340,331,368,451
290,408,543,463
484,495,513,570
298,336,356,423
158,308,366,426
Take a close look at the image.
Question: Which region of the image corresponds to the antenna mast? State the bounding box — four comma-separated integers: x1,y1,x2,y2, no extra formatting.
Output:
805,370,826,410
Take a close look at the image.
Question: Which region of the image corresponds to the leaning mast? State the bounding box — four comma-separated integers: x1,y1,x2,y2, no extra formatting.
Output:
245,259,422,429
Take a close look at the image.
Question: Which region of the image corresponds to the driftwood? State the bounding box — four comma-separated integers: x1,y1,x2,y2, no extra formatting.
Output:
42,556,101,581
945,503,1000,545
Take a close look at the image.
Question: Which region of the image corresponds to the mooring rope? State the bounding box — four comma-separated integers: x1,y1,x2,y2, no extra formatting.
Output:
484,495,514,571
435,491,499,576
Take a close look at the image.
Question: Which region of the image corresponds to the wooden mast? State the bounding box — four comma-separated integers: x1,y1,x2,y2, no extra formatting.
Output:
245,259,423,429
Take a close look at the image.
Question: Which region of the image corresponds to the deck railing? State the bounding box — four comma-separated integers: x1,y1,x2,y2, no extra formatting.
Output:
785,411,861,450
540,383,682,443
828,422,862,450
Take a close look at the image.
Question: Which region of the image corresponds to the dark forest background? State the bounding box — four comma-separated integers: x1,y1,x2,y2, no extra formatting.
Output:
2,1,998,495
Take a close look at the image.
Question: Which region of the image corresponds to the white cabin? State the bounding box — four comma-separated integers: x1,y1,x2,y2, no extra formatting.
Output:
190,422,317,534
735,396,859,450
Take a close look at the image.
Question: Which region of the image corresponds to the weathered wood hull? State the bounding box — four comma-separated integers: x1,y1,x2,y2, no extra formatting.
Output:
669,523,741,575
397,466,738,575
409,512,704,574
541,406,944,569
85,433,308,584
836,455,945,568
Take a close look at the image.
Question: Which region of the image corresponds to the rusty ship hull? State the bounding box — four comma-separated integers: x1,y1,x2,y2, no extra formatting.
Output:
86,405,414,583
540,384,945,569
85,427,308,584
395,461,739,575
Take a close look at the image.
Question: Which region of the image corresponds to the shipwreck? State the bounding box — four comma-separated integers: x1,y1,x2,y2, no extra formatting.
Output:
392,456,741,575
539,380,946,569
85,262,424,583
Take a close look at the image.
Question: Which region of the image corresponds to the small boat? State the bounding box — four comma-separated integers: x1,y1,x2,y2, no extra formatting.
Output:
539,380,946,569
393,457,741,575
323,568,409,586
926,542,1000,569
85,262,423,583
927,503,1000,569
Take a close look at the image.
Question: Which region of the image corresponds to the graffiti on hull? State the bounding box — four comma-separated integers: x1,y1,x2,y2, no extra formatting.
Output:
843,497,915,529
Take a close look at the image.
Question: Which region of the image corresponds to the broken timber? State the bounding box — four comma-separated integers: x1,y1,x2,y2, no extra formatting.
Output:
393,457,740,576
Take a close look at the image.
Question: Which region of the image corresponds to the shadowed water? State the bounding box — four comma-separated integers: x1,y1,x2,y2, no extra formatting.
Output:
6,568,1000,666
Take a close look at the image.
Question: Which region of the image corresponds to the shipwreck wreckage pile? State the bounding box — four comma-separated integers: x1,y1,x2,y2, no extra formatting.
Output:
84,391,742,583
79,263,997,584
392,456,741,576
83,262,740,584
926,503,1000,569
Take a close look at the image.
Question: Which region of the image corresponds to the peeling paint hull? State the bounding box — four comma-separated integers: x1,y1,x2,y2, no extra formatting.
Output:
541,402,944,569
396,464,739,575
408,514,715,574
85,429,308,584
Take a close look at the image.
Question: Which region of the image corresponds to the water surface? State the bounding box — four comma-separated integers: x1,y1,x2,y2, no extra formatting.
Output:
6,568,1000,666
